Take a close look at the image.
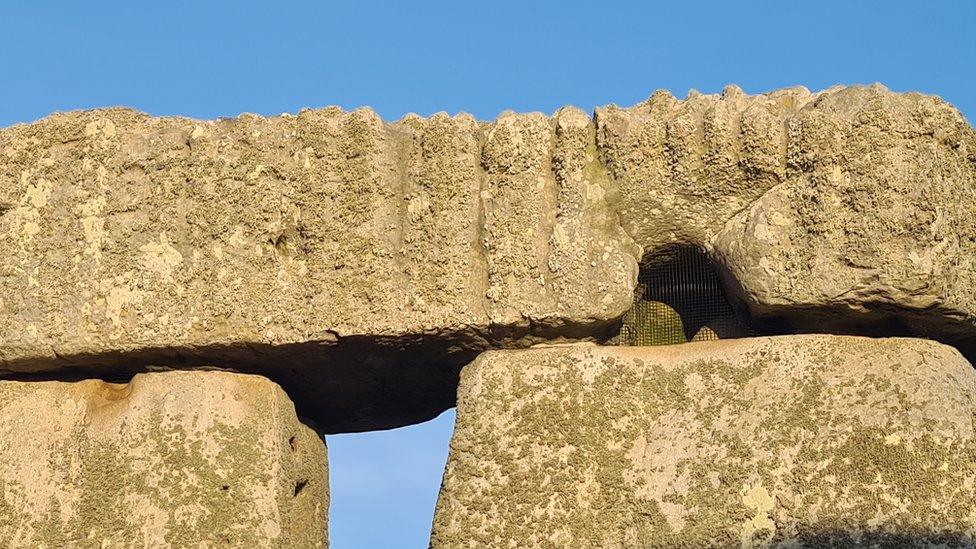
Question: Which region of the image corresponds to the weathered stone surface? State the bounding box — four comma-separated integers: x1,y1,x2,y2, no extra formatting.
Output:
598,84,976,356
0,107,638,431
2,84,975,431
713,86,976,353
0,371,327,547
432,336,976,547
597,85,806,251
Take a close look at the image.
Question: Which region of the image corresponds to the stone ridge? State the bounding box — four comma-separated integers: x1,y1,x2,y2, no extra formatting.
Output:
1,84,975,431
432,336,976,547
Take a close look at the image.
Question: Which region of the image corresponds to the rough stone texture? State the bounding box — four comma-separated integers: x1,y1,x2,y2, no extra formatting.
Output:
0,107,638,432
0,370,327,548
596,85,805,251
2,84,976,431
432,336,976,547
713,86,976,353
598,84,976,356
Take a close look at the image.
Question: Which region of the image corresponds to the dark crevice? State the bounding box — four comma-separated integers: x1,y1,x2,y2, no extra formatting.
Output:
0,318,621,435
609,244,763,345
294,478,308,497
712,247,976,363
745,301,976,363
609,243,976,364
760,529,975,548
5,246,974,436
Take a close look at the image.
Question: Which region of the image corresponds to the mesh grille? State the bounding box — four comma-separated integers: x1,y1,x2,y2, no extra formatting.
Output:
610,246,753,346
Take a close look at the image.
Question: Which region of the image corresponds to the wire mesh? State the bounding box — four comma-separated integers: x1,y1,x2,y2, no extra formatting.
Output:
610,246,753,346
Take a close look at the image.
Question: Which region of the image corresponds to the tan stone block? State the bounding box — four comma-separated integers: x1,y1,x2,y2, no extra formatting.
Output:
0,371,327,548
433,336,976,547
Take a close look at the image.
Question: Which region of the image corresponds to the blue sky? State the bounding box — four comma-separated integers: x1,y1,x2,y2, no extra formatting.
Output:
2,2,973,547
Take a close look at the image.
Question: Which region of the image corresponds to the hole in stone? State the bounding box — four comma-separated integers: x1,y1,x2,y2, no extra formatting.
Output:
294,478,308,497
270,233,292,257
289,435,298,452
221,484,229,491
610,244,759,345
99,370,137,384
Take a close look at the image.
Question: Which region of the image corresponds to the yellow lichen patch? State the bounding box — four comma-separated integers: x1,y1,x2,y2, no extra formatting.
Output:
4,173,53,250
227,227,248,248
103,283,145,336
75,196,107,261
83,119,117,139
139,232,183,281
22,176,52,209
739,482,776,548
190,125,208,140
9,209,41,246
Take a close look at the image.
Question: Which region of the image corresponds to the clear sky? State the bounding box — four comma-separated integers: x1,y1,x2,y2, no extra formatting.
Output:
2,2,973,547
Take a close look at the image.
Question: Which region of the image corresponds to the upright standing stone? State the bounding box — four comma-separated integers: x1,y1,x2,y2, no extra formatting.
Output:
432,336,976,547
0,371,328,548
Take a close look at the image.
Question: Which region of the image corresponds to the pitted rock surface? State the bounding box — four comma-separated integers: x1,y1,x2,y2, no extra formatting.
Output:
0,371,327,547
432,336,976,547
